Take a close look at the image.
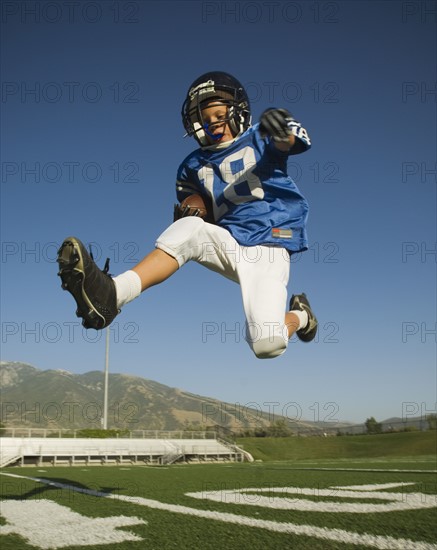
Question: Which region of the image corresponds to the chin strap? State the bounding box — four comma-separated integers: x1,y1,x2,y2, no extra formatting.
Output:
203,123,224,140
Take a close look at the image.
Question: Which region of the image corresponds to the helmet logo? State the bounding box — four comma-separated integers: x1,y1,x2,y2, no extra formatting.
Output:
189,80,216,100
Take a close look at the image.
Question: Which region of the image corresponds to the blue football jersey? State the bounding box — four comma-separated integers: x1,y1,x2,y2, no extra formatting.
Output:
176,121,311,253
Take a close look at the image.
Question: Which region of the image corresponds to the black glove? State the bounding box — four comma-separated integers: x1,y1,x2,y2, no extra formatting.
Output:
173,194,209,222
259,108,296,142
173,203,203,222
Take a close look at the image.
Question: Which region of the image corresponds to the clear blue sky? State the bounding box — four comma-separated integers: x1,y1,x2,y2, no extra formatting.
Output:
1,1,436,425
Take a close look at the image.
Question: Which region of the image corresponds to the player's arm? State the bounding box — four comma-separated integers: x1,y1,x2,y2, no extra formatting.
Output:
175,162,200,202
174,162,204,221
259,108,311,154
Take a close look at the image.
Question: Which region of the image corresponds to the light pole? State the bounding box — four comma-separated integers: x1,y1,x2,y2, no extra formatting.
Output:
102,327,109,430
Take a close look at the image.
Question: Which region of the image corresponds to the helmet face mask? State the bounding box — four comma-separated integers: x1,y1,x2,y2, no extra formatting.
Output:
181,72,251,147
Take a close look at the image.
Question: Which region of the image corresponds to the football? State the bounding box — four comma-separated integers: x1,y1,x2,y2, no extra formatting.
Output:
179,194,210,219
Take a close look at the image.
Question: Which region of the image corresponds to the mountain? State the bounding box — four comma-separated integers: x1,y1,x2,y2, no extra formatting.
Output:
1,361,351,433
1,362,427,434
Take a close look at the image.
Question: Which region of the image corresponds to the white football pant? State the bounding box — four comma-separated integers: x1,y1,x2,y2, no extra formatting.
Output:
156,217,291,359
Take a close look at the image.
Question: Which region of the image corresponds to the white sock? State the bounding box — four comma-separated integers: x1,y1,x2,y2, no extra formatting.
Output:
113,270,142,309
290,309,308,330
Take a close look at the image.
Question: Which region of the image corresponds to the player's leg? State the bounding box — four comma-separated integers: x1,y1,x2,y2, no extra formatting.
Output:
127,216,238,291
121,223,319,347
130,249,179,291
57,218,238,330
155,216,240,281
236,247,318,357
237,246,291,359
285,311,300,339
57,237,181,330
111,248,179,311
155,224,318,356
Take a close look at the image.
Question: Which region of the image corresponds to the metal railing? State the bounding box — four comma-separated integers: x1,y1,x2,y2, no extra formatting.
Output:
0,428,218,439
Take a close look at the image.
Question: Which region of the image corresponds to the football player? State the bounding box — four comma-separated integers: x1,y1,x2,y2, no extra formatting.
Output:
57,71,317,359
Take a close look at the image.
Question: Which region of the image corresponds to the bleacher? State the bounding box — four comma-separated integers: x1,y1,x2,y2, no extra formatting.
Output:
0,436,247,467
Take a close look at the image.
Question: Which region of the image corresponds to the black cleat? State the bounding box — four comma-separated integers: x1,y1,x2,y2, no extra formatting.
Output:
57,237,119,330
289,293,318,343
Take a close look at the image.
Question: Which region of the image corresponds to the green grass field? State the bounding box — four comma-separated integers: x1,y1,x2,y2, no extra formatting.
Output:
237,430,437,462
1,432,436,549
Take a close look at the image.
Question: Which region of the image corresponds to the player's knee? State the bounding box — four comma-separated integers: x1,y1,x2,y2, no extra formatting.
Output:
156,217,205,264
251,336,287,359
159,216,204,242
171,216,205,237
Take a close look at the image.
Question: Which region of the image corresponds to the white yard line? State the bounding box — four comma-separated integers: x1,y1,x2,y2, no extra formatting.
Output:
277,467,437,473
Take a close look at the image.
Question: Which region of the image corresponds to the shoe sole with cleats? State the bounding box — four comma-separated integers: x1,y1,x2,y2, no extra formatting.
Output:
57,237,117,330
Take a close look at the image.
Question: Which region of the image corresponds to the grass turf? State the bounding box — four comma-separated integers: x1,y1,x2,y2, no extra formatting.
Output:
236,430,437,462
1,456,436,550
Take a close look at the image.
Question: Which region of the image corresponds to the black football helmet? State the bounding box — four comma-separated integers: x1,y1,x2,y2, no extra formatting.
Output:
181,71,251,147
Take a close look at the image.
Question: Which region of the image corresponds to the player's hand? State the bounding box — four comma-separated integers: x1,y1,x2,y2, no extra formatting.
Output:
173,204,200,222
259,108,296,142
173,203,202,222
